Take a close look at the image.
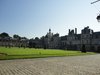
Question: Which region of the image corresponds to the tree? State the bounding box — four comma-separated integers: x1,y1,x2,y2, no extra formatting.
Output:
21,37,27,40
97,46,100,53
0,32,9,38
13,34,21,48
81,44,86,53
35,37,39,40
13,34,21,40
0,32,10,48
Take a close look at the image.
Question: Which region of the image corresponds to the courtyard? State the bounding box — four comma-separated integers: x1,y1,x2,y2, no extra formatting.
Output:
0,54,100,75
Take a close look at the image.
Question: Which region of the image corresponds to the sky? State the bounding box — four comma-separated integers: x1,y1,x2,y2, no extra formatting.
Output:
0,0,100,39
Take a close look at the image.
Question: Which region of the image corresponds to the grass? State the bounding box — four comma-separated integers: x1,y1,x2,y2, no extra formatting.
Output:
0,47,96,60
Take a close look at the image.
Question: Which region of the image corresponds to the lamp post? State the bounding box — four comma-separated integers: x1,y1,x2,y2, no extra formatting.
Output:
91,0,100,22
97,14,100,22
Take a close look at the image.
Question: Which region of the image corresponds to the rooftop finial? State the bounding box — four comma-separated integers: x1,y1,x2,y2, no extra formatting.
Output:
49,28,51,32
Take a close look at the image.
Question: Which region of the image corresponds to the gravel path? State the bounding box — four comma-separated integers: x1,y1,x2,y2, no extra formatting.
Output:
0,54,100,75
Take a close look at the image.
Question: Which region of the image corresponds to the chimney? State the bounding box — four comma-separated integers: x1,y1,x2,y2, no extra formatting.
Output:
69,29,70,33
69,29,70,35
75,28,77,34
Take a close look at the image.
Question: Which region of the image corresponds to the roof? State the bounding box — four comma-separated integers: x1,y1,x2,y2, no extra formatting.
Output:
93,32,100,35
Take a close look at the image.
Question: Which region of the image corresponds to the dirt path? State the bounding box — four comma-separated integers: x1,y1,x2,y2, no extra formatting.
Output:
0,54,100,75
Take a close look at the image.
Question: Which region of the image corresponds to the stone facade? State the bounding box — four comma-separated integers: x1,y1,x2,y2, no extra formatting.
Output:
1,26,100,52
0,37,28,48
31,26,100,52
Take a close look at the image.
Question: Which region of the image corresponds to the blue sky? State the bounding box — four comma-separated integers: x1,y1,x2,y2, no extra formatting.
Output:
0,0,100,38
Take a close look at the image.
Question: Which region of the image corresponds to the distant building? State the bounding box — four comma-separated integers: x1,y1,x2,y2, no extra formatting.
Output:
31,26,100,52
59,26,100,52
0,37,28,48
0,26,100,52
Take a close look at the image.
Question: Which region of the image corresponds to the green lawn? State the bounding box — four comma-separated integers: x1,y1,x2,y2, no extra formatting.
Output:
0,47,96,60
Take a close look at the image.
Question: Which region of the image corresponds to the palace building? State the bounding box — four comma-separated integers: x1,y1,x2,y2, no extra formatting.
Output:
31,26,100,52
0,26,100,52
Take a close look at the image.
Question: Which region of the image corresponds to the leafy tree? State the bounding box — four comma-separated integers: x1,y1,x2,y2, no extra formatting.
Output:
97,46,100,53
81,44,86,53
0,32,10,48
13,34,21,40
35,37,39,40
0,32,9,38
21,37,27,40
